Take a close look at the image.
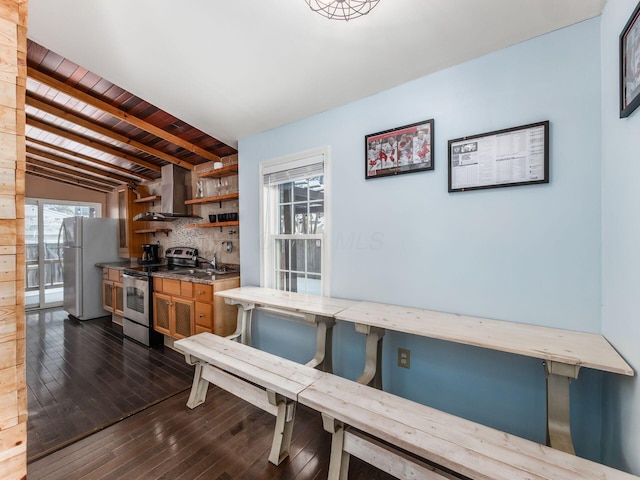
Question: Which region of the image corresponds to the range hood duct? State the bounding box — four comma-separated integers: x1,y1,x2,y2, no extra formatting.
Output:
133,164,201,222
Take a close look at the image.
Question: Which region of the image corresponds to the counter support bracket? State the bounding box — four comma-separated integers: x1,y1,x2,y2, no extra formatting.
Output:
544,360,580,455
224,299,255,345
304,314,336,373
354,324,385,389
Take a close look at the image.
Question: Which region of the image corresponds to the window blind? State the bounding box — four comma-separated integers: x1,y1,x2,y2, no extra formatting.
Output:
262,154,324,186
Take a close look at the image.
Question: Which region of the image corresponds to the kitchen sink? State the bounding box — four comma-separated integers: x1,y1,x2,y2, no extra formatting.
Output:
169,268,236,278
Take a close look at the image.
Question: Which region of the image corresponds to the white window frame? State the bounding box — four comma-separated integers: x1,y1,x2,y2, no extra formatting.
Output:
259,146,331,296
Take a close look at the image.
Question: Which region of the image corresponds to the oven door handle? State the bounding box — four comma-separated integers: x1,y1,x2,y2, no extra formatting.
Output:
123,273,149,282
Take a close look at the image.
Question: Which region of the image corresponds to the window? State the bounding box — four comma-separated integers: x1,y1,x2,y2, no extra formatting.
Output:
261,148,329,296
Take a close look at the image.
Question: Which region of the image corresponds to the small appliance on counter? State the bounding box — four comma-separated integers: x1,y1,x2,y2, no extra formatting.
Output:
140,243,160,264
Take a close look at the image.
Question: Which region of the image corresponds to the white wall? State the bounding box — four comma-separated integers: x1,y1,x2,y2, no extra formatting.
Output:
600,0,640,474
239,19,609,463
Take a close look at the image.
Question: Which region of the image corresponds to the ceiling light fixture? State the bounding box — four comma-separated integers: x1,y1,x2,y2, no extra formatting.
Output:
305,0,381,21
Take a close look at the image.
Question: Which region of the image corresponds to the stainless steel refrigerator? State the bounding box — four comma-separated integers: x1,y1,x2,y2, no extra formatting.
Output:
60,217,120,320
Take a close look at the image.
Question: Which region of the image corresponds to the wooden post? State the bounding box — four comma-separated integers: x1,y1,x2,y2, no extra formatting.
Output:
0,1,28,479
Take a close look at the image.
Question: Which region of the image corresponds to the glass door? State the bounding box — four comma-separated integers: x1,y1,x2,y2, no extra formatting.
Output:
25,199,101,309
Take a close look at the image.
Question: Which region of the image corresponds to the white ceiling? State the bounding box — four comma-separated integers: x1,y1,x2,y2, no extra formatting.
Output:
27,0,605,148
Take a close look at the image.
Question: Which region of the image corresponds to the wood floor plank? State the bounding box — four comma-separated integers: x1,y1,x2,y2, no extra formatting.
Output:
26,308,194,462
26,308,398,480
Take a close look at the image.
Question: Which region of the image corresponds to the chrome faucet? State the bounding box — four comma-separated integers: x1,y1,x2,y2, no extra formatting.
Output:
195,254,216,270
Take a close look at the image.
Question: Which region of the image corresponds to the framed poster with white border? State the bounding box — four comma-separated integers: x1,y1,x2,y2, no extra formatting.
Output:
448,121,549,193
365,119,434,179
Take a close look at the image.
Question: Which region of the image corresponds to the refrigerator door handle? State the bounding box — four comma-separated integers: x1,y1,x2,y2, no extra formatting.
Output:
57,221,64,262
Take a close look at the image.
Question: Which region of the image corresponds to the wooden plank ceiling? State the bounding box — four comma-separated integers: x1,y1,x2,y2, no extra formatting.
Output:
25,40,237,193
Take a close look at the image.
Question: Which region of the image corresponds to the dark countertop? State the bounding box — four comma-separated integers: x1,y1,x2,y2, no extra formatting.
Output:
95,260,142,269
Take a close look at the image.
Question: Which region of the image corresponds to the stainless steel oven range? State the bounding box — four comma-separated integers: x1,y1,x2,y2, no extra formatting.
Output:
122,268,163,347
122,247,200,346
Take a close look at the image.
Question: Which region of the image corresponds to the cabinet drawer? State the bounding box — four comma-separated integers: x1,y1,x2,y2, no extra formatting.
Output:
193,283,213,302
195,301,213,329
162,279,181,296
154,277,163,292
108,268,121,282
180,281,192,297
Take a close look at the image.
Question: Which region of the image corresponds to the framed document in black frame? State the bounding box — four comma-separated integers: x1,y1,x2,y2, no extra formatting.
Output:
365,119,434,179
448,121,549,193
620,1,640,118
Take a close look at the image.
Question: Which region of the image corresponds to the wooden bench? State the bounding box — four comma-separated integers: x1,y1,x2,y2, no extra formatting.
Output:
299,373,640,480
215,286,356,372
336,301,635,455
173,332,324,465
175,333,639,479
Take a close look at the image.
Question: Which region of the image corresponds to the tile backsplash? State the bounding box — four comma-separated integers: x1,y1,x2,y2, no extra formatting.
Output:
142,157,240,266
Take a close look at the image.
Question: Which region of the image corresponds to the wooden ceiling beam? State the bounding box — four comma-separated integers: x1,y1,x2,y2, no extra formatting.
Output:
27,116,162,173
26,137,154,182
26,156,120,189
26,146,132,185
27,95,195,170
26,168,114,194
28,67,221,163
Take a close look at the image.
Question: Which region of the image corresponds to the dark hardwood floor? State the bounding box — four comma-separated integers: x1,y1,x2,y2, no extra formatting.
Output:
26,309,194,462
28,388,395,480
26,308,395,479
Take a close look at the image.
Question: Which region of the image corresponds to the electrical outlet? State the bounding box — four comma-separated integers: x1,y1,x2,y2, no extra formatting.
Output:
398,348,411,369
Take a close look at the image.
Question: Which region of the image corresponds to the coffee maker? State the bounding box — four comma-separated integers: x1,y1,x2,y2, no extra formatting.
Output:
140,244,160,264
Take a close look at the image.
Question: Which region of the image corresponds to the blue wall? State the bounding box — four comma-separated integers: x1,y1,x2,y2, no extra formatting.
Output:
239,19,606,461
600,0,640,474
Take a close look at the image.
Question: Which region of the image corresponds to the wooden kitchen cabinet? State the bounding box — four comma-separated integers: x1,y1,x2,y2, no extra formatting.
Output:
152,275,239,339
116,185,149,258
153,291,194,339
102,268,124,316
212,277,240,336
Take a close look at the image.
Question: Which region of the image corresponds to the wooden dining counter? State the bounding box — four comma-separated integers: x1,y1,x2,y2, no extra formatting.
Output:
216,286,634,454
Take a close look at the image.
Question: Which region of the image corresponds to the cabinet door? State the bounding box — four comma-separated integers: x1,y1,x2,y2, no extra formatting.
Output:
103,281,114,313
117,185,149,258
173,297,194,339
213,278,241,336
114,283,124,316
195,301,213,332
153,292,171,336
117,187,129,258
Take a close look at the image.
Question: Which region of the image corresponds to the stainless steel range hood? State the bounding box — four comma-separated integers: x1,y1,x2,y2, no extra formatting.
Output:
134,164,201,222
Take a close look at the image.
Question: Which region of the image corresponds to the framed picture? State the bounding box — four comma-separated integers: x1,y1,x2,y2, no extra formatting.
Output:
448,121,549,193
365,119,434,179
621,1,640,118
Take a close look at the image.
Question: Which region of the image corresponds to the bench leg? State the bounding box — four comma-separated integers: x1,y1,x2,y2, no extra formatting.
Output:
355,325,385,389
185,360,210,409
267,389,297,465
305,315,335,373
322,414,350,480
544,361,580,455
225,301,254,345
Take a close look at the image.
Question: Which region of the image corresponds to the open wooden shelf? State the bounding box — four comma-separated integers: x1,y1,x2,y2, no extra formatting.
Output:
134,228,172,236
198,164,238,178
184,192,238,205
184,221,239,229
133,195,161,204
